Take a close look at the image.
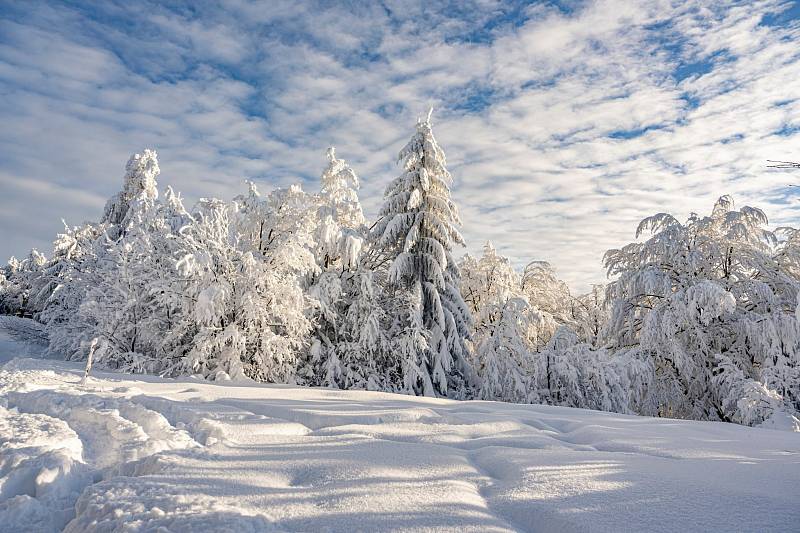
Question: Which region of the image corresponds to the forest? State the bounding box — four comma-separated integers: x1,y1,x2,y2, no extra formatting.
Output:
2,115,798,429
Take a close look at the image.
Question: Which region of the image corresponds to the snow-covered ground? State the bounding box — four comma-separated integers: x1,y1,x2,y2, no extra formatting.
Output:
1,320,799,532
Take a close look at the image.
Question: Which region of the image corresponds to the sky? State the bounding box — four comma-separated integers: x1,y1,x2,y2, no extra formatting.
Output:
1,0,799,292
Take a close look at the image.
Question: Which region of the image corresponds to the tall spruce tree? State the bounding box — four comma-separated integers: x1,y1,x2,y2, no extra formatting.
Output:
372,111,472,397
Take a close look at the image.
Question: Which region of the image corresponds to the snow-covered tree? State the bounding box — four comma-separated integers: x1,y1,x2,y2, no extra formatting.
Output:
69,179,189,372
0,250,46,316
458,243,530,400
0,257,25,315
39,221,106,359
522,261,572,320
473,297,534,403
572,284,608,346
38,151,317,382
458,242,618,405
604,196,800,425
530,327,651,413
371,112,472,397
32,221,102,309
176,188,316,382
460,242,520,320
304,148,370,388
42,150,169,367
454,241,658,411
336,266,436,393
102,149,160,230
315,147,365,270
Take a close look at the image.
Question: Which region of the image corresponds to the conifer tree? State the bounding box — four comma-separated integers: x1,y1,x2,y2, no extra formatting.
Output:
372,111,472,397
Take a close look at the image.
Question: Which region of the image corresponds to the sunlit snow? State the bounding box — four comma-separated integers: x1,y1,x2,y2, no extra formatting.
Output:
2,318,798,532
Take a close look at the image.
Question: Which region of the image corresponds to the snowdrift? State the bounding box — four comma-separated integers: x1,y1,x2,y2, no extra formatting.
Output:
1,324,799,532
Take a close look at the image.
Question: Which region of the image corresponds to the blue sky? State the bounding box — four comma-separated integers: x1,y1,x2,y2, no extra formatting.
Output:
1,0,799,291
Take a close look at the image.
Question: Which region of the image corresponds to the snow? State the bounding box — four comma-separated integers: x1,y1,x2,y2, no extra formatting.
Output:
1,320,799,532
0,316,50,365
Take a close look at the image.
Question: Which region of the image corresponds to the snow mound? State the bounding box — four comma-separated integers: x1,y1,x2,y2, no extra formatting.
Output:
5,390,199,470
65,477,274,533
0,365,201,532
0,406,90,531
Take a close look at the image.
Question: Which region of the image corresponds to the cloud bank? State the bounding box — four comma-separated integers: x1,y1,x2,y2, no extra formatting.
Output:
1,0,799,291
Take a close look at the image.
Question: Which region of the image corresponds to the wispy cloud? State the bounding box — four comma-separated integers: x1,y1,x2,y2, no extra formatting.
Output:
1,0,799,291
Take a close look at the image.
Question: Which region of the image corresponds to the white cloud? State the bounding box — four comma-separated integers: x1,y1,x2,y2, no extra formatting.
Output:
0,0,799,292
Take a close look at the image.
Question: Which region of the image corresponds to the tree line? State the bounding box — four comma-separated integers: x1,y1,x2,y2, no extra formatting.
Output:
2,116,798,428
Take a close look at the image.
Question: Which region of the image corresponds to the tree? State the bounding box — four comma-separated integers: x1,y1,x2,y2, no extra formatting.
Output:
328,270,391,390
71,176,181,372
102,149,160,237
473,297,534,403
176,187,316,382
530,326,652,413
315,147,366,269
0,250,46,317
572,284,608,347
457,243,639,408
39,150,162,360
522,260,572,320
604,195,800,425
32,221,104,330
45,150,175,368
371,112,472,397
306,148,368,388
460,242,520,321
459,242,534,401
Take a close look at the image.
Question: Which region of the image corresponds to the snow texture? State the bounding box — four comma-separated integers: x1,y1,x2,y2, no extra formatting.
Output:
1,319,798,532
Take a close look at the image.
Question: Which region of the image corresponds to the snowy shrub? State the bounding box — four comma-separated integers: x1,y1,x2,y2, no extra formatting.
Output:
176,194,315,382
605,196,800,424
